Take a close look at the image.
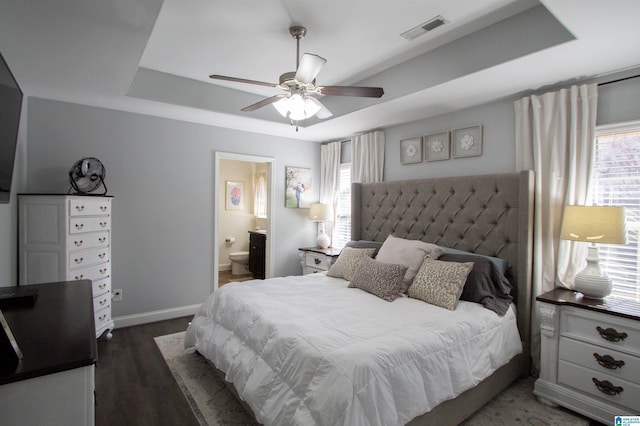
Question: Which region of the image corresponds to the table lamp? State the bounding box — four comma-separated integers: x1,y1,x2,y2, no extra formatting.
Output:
560,205,627,299
309,203,332,249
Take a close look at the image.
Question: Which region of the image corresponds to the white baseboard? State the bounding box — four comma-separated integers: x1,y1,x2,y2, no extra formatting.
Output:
113,304,201,329
219,263,231,271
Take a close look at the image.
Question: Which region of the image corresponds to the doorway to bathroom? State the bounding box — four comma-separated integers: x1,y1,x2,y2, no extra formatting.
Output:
213,152,275,291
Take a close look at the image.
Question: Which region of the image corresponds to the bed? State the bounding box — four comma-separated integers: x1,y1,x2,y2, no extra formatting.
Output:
185,170,534,425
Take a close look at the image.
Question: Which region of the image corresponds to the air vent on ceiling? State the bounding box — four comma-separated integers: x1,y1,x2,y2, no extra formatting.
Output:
401,16,447,41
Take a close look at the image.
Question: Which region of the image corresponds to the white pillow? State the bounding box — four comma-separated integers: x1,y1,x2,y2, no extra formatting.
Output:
375,235,445,292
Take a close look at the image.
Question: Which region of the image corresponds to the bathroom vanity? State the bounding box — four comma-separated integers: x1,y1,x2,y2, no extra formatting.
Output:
248,231,266,279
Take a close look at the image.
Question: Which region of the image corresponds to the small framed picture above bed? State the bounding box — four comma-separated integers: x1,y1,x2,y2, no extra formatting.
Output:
423,131,450,162
400,137,422,164
225,180,245,210
452,125,483,158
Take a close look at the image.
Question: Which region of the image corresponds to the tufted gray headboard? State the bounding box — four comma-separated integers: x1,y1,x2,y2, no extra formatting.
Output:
351,170,534,370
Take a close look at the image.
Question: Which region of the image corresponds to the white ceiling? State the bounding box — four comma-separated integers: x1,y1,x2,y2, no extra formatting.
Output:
1,0,640,142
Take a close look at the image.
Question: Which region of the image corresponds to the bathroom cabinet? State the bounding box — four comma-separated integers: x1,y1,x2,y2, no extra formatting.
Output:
248,231,266,279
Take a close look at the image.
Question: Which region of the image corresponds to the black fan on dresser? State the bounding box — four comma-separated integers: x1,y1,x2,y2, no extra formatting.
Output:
68,157,108,195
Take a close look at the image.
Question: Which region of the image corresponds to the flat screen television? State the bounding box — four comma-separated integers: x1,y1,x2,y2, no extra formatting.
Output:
0,53,24,204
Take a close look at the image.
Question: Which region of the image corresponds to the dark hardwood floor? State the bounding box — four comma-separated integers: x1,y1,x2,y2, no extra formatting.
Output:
95,316,199,426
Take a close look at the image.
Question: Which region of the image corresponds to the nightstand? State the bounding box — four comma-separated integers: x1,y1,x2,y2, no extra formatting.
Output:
534,289,640,424
298,247,341,274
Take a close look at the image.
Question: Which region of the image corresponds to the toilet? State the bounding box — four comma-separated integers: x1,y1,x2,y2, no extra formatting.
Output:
229,251,250,275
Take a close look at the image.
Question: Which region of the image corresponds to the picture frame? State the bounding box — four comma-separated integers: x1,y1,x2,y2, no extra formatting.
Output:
225,180,245,210
400,137,422,164
285,166,312,208
423,131,450,162
452,125,483,158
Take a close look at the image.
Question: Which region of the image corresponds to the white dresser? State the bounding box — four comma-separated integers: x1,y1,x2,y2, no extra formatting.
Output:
534,289,640,424
298,247,341,274
18,194,114,340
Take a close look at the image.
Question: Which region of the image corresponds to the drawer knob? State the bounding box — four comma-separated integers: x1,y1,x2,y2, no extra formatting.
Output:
74,257,84,264
596,326,628,342
314,257,321,265
75,274,84,279
75,205,85,211
75,223,84,230
100,268,108,274
99,253,106,259
99,283,106,290
100,221,108,227
74,240,84,247
99,237,106,243
592,378,623,396
593,353,625,369
100,206,107,211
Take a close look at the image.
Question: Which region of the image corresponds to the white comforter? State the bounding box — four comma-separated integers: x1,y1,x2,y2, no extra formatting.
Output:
184,273,522,426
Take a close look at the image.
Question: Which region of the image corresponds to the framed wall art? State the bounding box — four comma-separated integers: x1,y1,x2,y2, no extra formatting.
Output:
423,131,450,162
452,125,483,158
285,166,312,208
400,137,422,164
225,180,245,210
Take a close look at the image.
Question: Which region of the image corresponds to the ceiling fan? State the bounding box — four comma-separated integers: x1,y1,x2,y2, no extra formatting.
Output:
209,26,384,128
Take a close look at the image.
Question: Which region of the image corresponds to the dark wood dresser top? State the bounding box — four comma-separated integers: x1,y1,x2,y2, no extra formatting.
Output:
0,280,97,385
536,288,640,322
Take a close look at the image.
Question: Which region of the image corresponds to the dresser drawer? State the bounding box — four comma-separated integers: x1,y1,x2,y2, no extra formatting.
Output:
558,360,640,412
67,231,109,252
93,292,111,314
69,198,111,217
69,217,111,234
559,337,640,383
304,252,331,270
92,277,111,297
68,263,111,281
95,307,112,330
561,307,640,355
68,246,110,270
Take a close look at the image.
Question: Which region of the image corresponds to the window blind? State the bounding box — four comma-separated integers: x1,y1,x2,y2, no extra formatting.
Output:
334,163,351,249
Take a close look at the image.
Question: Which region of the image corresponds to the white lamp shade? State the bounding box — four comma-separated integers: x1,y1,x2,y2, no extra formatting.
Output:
560,206,627,244
309,203,333,221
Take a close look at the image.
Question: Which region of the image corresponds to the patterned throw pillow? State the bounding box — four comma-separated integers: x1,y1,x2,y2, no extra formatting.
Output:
326,247,376,281
408,258,474,310
348,256,408,302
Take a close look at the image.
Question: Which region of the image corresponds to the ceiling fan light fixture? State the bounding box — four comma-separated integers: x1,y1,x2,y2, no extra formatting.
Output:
273,93,322,121
273,96,290,117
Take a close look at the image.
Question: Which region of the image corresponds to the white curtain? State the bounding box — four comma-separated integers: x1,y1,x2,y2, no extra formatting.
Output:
320,141,342,244
515,83,598,373
352,130,385,183
253,172,267,218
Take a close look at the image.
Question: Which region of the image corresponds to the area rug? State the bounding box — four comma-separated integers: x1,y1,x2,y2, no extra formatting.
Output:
154,332,592,426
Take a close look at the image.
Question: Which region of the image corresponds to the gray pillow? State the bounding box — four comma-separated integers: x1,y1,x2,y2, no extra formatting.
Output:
348,256,408,302
375,235,445,292
408,258,474,310
327,247,376,281
441,247,510,275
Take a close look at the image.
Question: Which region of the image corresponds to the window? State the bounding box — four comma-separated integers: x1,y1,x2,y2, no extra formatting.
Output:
333,162,351,249
589,122,640,301
253,172,267,218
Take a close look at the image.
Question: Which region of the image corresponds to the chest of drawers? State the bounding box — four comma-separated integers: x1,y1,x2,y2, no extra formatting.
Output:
534,289,640,423
298,247,341,274
18,195,114,340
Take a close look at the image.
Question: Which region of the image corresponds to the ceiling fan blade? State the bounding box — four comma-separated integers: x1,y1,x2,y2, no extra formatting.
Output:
294,54,327,84
306,97,333,119
317,86,384,98
241,94,286,112
210,74,278,88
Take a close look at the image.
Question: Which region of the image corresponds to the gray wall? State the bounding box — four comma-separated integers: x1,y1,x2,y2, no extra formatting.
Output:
23,98,319,317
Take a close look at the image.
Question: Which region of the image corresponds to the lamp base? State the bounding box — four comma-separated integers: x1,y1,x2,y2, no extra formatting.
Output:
315,222,330,249
574,245,612,299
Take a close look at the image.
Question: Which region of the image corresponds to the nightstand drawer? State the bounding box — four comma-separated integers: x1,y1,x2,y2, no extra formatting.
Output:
558,360,640,412
559,337,640,383
561,307,640,355
305,253,331,270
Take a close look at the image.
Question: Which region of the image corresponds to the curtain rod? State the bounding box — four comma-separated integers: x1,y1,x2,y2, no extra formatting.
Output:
598,73,640,87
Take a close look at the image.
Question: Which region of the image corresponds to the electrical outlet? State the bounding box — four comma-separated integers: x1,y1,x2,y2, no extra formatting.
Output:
113,289,123,301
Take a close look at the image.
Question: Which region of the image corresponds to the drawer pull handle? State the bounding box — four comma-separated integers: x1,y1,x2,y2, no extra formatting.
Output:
75,274,84,279
98,283,106,290
99,237,106,243
98,314,107,321
75,223,84,230
74,240,84,247
100,268,107,274
592,378,623,396
314,258,321,265
99,253,106,258
74,257,84,264
100,299,107,305
75,205,85,211
596,326,628,342
593,353,625,369
100,221,108,227
100,206,107,211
